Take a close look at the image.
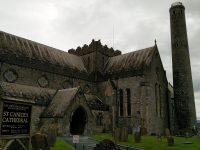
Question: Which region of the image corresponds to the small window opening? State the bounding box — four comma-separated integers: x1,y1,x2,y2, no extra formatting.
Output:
119,89,124,117
126,88,131,116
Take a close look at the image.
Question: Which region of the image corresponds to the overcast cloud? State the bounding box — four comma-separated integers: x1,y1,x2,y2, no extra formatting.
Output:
0,0,200,119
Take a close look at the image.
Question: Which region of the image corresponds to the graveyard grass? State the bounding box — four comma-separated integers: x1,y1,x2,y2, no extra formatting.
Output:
51,138,74,150
91,133,200,150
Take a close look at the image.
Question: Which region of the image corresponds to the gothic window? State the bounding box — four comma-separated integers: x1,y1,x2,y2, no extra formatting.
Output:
102,57,105,66
126,88,131,117
159,85,162,117
119,89,123,117
96,112,103,126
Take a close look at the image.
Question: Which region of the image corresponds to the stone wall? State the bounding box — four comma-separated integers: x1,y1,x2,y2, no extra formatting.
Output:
0,62,94,90
95,50,169,135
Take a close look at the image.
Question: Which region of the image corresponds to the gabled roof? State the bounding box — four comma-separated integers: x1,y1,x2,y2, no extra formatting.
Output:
40,87,79,118
104,46,157,76
0,31,87,73
0,82,56,104
0,31,160,80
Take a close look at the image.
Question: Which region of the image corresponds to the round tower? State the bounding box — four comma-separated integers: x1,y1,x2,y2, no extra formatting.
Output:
170,2,196,132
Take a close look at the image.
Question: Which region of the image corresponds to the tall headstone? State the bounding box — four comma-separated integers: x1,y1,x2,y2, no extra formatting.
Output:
47,124,57,147
170,2,196,132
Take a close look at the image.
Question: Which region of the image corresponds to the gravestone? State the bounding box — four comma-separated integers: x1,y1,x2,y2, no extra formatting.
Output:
134,132,141,143
114,127,128,142
31,133,50,150
141,127,147,135
133,125,141,143
165,128,171,137
113,128,120,142
47,123,57,147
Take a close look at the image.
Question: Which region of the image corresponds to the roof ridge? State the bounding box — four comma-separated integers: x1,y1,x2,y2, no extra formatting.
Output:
0,31,87,73
104,45,157,76
116,45,155,57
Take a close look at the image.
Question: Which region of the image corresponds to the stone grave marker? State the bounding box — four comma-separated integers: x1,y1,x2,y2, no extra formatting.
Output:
31,132,50,150
120,127,128,142
47,123,57,147
134,132,141,143
165,128,171,137
133,125,141,143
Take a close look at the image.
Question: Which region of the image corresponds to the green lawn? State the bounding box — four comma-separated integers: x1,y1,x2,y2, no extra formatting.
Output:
51,139,74,150
91,133,200,150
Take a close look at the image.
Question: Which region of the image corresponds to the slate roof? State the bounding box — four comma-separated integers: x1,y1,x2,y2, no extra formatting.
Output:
85,94,109,111
0,82,56,105
0,31,158,79
0,31,87,73
41,87,79,118
104,46,156,76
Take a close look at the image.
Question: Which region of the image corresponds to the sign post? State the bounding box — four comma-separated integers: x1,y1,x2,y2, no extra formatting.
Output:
73,135,79,150
1,102,32,135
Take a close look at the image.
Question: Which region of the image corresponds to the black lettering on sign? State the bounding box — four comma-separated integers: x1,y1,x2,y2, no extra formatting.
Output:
1,102,32,135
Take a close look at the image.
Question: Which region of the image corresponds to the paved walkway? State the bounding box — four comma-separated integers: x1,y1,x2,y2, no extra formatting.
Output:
61,136,99,150
61,136,143,150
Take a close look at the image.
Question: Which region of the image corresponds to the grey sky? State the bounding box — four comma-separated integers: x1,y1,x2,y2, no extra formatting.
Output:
0,0,200,119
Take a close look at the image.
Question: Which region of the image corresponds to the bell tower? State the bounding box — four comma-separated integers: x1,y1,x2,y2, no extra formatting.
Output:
170,2,196,132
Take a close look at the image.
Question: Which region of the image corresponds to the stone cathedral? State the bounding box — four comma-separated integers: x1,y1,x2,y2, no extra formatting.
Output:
0,2,196,149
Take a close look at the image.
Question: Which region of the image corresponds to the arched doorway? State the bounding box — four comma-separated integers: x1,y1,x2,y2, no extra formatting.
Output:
70,106,87,135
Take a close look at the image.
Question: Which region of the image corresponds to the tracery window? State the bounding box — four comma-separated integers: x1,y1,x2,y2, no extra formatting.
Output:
119,89,123,117
126,88,131,116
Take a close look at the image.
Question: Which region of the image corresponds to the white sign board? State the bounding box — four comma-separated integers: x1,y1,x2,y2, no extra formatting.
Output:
73,135,80,143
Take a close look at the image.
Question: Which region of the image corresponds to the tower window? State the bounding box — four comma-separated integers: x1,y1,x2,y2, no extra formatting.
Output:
119,89,124,117
126,88,131,116
173,11,175,15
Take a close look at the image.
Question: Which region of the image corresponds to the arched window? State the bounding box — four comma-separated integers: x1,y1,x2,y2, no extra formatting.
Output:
126,88,131,116
159,85,162,117
119,89,123,117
